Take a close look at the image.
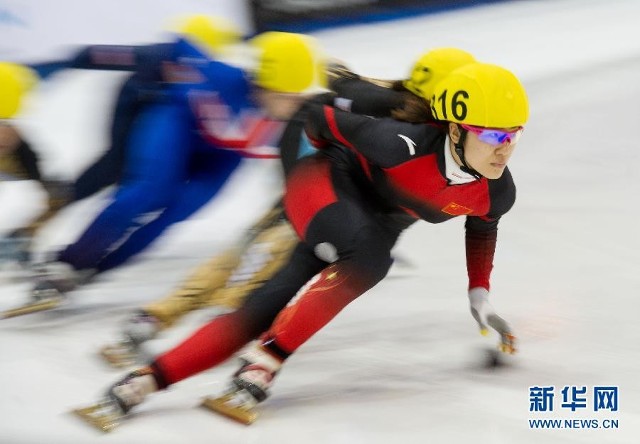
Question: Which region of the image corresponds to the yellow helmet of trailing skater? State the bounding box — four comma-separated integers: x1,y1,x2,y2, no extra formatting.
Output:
430,62,529,128
403,47,476,100
249,31,326,93
172,14,241,56
0,62,38,119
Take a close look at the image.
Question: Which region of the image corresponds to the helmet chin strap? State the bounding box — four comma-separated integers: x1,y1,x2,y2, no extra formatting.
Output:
453,125,482,179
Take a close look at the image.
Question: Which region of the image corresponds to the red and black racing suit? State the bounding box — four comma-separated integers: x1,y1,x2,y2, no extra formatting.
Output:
257,103,515,357
149,86,515,387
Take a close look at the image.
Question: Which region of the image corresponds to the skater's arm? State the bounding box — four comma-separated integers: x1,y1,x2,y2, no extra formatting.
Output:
305,103,441,168
30,43,175,79
330,77,407,117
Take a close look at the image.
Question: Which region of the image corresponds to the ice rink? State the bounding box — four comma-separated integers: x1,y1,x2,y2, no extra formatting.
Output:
2,0,640,443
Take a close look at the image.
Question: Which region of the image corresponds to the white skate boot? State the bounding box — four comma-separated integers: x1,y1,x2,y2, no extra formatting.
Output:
100,311,161,368
2,261,89,319
31,261,92,302
107,367,159,414
73,367,159,432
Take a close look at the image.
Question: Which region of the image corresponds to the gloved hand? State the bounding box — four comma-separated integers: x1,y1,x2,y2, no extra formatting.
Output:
0,62,38,118
468,287,516,354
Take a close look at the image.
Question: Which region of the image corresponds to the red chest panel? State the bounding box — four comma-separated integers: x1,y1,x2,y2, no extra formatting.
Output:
384,155,490,217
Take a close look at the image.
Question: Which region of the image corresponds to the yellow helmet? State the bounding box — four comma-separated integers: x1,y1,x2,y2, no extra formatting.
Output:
430,62,529,128
172,15,241,56
403,47,476,100
249,31,326,93
0,62,38,119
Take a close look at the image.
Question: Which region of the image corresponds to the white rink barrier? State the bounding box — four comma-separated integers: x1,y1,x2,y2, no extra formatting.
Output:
0,0,252,61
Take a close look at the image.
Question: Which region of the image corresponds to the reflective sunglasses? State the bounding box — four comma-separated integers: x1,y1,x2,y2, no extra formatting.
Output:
460,124,524,146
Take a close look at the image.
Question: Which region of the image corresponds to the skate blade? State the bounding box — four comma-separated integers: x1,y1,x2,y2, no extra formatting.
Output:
201,394,258,425
71,403,122,433
498,334,517,355
99,345,136,369
1,298,62,319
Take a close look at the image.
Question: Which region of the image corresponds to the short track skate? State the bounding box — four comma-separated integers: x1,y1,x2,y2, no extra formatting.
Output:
71,399,124,433
1,296,63,319
201,388,259,425
99,340,138,368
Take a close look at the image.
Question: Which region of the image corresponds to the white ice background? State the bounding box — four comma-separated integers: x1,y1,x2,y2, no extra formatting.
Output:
1,0,640,443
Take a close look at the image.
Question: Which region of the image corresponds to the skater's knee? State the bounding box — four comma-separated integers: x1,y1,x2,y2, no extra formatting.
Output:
341,225,394,283
111,184,173,214
238,287,299,336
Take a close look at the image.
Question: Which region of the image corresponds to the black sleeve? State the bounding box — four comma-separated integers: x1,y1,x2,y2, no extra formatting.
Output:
463,168,516,289
466,215,499,232
331,77,406,117
278,117,305,177
486,168,516,220
464,218,498,290
278,94,335,176
465,167,516,232
305,103,441,168
15,139,41,182
30,43,173,80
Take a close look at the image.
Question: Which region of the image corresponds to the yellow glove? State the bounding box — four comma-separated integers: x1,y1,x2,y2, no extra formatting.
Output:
0,62,38,118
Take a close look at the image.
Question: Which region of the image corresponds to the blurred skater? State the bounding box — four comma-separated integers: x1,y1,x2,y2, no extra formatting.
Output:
0,16,241,266
3,31,326,310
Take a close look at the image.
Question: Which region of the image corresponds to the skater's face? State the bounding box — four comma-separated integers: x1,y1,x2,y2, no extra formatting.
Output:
0,124,20,154
254,88,307,120
449,123,519,179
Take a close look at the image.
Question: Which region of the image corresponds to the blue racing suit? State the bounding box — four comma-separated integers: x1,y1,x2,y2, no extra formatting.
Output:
31,42,175,200
34,39,285,273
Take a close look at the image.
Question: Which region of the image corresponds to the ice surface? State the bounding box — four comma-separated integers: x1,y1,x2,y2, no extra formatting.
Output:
2,1,640,443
